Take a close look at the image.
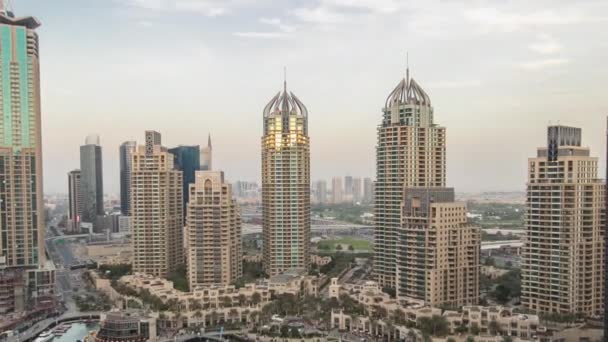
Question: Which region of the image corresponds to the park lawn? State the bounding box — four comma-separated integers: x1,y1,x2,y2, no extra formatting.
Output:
318,238,372,252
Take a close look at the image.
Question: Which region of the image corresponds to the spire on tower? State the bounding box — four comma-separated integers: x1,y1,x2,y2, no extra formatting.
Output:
0,0,8,16
207,134,212,149
283,66,287,93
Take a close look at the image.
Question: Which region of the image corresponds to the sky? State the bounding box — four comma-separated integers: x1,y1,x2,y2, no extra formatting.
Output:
15,0,608,194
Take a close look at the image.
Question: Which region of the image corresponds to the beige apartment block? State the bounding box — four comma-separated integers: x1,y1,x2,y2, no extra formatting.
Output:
374,69,446,289
186,171,242,288
521,126,605,316
399,188,480,307
261,81,311,276
131,131,183,277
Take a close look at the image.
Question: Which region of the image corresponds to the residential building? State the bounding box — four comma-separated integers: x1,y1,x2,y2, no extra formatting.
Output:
261,79,311,276
131,131,183,277
363,177,373,203
80,134,104,232
0,6,45,270
521,125,605,316
398,187,480,306
168,145,200,222
344,176,354,200
67,169,82,232
315,180,327,204
375,67,446,289
353,177,362,203
332,177,343,204
119,141,136,216
200,134,212,171
185,171,242,288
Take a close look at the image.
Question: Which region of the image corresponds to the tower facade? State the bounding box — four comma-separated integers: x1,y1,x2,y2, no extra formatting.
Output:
374,69,446,288
119,141,136,216
521,125,605,316
261,80,310,276
80,134,104,232
131,131,183,277
398,188,480,306
315,180,327,204
185,171,242,288
169,145,200,222
0,8,44,268
332,177,343,204
68,169,82,233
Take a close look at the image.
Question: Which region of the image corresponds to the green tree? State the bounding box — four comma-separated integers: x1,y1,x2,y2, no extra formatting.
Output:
488,320,500,335
417,315,449,337
470,323,480,335
280,325,289,337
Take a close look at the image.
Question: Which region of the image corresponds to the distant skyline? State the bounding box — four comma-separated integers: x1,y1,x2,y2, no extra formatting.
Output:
16,0,607,194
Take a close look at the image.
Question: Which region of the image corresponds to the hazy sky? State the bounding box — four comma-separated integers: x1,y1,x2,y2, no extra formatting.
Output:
17,0,608,194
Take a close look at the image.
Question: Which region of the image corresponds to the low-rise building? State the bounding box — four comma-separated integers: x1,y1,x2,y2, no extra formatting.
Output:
94,310,158,342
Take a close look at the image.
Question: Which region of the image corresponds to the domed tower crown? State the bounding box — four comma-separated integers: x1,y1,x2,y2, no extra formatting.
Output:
385,67,431,108
263,85,308,118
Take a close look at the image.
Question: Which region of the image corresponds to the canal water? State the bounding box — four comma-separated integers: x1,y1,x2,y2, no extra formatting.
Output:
51,322,99,341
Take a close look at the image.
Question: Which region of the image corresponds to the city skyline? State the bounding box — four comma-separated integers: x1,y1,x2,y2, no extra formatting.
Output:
16,0,605,195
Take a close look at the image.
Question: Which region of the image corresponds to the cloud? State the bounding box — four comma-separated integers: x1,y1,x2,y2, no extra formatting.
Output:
428,80,482,88
518,58,568,70
233,17,296,39
292,6,345,24
529,34,562,54
463,7,583,33
122,0,228,16
233,32,289,39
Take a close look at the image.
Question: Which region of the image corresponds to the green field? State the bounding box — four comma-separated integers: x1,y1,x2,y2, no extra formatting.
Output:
317,238,372,252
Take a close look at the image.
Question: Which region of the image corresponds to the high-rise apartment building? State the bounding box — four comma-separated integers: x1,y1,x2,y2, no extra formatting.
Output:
375,69,446,288
185,171,242,288
80,134,104,232
315,180,328,204
67,169,82,232
0,7,45,269
131,131,183,277
344,176,354,200
521,125,605,316
261,80,310,276
352,177,362,203
0,5,55,317
200,134,212,171
119,141,136,216
169,145,200,222
332,177,343,204
398,188,480,306
363,177,373,204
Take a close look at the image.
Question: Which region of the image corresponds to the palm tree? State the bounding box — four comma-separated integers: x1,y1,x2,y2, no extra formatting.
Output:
252,292,262,305
407,330,417,342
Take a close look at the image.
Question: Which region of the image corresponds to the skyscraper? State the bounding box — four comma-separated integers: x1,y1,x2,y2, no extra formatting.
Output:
185,171,242,288
374,67,446,289
169,145,200,222
363,177,373,204
131,131,183,277
262,79,310,276
0,5,55,316
344,176,354,200
67,169,82,233
200,134,212,171
0,6,44,269
352,177,362,203
119,141,136,216
80,134,104,232
521,125,604,316
315,180,327,204
332,177,343,204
